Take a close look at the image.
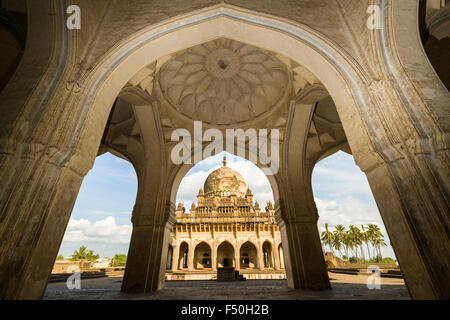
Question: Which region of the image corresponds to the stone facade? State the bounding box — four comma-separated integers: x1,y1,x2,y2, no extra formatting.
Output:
0,1,448,300
167,157,285,277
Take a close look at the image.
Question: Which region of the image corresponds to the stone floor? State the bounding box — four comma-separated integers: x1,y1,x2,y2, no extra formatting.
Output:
44,272,410,300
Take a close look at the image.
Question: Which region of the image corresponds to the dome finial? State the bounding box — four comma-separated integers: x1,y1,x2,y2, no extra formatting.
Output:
223,155,227,167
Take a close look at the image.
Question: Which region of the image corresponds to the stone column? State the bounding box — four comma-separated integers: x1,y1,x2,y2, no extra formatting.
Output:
273,244,281,270
280,88,331,291
278,217,330,290
234,245,240,270
187,243,194,271
211,244,217,271
121,221,172,293
361,160,450,300
258,243,264,270
0,163,86,300
171,244,179,272
119,90,173,293
0,1,96,300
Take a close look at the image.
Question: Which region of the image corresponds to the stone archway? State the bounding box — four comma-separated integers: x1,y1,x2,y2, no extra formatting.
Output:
178,242,189,270
0,2,448,300
262,241,274,269
217,241,235,268
194,242,212,270
240,241,258,269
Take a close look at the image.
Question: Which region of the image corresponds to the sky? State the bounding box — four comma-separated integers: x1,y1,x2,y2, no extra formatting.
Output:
58,150,396,260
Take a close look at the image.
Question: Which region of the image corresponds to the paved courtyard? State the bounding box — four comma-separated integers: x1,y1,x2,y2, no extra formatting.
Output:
44,273,410,300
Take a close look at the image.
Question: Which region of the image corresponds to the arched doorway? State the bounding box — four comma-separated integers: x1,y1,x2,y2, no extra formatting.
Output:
1,3,447,300
262,241,274,269
240,242,258,269
312,151,395,263
194,242,212,269
217,242,235,268
178,242,189,270
56,151,137,268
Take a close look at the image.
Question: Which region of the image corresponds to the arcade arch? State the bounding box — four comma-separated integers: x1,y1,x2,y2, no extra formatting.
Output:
0,3,448,300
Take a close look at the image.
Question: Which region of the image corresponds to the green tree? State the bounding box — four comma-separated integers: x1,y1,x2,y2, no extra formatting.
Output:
71,246,99,262
367,224,386,261
333,225,346,259
341,229,351,261
361,224,372,261
347,225,357,261
111,254,127,267
382,257,396,264
56,254,65,261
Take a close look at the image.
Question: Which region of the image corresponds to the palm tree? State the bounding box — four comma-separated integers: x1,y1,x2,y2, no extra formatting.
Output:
367,224,385,261
71,245,88,261
348,225,365,262
71,246,99,261
321,223,335,255
361,224,372,261
333,225,346,259
374,237,387,260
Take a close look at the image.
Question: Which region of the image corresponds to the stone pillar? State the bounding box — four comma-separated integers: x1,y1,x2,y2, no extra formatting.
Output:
281,219,330,290
211,244,217,271
234,245,240,270
0,164,86,300
273,244,281,270
0,1,90,300
121,222,171,293
361,160,450,300
276,206,330,289
276,197,330,291
171,245,179,272
120,90,173,293
258,244,264,270
279,245,285,269
187,243,194,271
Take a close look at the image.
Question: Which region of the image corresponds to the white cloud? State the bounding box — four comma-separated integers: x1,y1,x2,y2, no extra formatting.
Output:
316,197,384,232
62,216,132,244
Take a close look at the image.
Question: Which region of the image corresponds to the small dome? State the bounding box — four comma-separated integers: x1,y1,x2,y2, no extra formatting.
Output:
203,157,247,197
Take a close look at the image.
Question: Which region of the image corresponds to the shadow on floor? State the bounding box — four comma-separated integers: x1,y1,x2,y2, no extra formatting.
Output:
44,276,410,300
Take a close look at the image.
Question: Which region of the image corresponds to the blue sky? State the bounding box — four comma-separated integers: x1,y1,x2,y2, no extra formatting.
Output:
59,151,396,260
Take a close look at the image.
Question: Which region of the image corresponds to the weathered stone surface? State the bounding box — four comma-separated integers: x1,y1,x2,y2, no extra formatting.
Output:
0,0,448,300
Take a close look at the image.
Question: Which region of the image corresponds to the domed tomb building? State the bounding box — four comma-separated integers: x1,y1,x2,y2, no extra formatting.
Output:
166,157,285,280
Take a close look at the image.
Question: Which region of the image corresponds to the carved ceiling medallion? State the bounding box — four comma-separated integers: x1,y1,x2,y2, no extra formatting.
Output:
157,38,292,125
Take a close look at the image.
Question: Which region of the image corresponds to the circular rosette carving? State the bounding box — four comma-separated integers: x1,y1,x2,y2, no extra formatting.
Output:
158,38,291,125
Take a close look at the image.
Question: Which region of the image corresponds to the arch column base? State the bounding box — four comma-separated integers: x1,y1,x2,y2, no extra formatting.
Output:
365,159,450,300
280,221,330,291
171,245,179,272
121,223,171,293
0,157,85,300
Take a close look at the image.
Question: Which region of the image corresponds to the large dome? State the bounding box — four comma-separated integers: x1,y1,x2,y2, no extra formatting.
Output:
203,158,247,197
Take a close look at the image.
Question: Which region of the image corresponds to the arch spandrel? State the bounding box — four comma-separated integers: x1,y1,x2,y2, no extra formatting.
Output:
71,5,378,180
1,1,448,300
